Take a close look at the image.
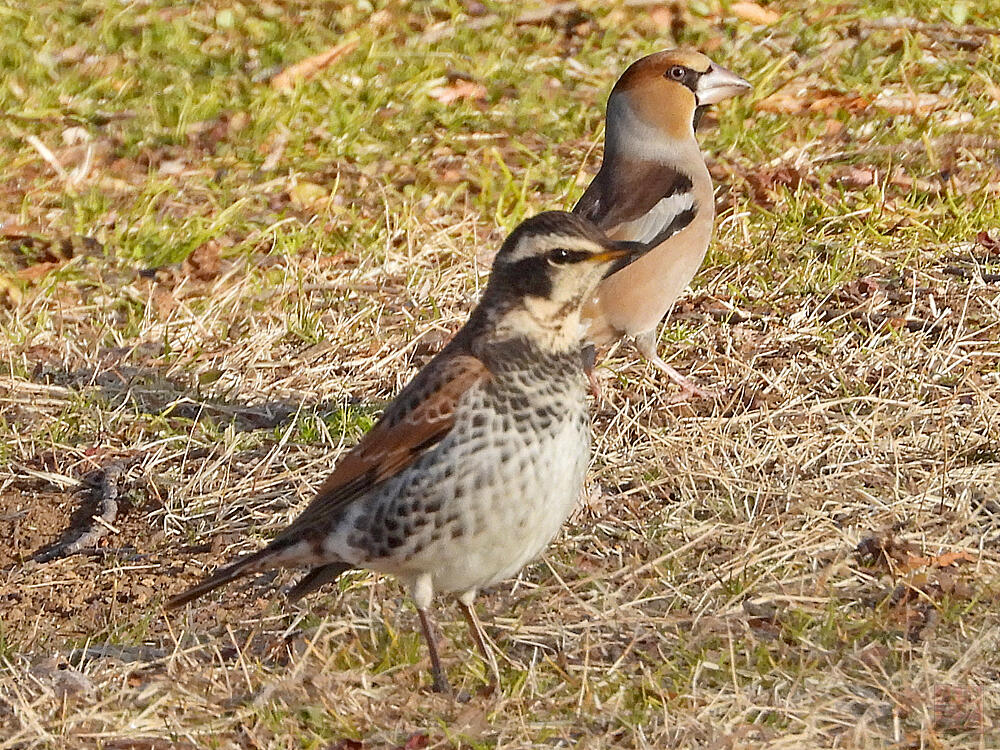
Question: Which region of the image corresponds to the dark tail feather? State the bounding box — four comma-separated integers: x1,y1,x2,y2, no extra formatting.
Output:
165,548,275,610
285,562,352,603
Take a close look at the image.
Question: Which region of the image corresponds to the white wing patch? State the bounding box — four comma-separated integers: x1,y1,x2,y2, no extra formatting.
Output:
618,191,695,245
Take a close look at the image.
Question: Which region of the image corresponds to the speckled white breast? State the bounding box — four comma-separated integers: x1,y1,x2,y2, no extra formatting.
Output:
324,351,591,600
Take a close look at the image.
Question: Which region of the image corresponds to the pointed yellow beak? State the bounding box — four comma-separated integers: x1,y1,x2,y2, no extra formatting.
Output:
586,247,630,264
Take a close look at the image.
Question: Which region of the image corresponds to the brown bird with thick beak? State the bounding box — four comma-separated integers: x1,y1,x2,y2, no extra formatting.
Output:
575,50,752,399
166,212,633,694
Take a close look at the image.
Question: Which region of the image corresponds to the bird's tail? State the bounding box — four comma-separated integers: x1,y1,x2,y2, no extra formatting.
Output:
165,547,277,610
285,562,352,603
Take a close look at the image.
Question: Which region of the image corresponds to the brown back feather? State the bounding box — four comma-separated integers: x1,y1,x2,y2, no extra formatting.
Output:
273,352,491,542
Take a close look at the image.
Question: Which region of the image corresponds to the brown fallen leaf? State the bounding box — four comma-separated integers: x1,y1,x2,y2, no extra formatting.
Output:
0,274,24,306
837,166,877,189
757,89,868,115
755,92,807,114
428,79,487,105
874,91,952,115
809,92,868,114
888,168,940,194
975,230,1000,254
182,240,222,282
324,740,364,750
394,734,430,750
649,6,673,29
16,261,63,282
930,684,988,733
903,550,977,571
288,180,330,212
271,38,359,92
515,2,580,25
730,1,781,25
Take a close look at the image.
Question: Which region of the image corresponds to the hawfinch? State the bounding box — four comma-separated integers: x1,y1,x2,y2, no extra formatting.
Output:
575,50,751,398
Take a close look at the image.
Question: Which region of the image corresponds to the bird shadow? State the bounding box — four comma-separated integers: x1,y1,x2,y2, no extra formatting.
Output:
26,352,353,433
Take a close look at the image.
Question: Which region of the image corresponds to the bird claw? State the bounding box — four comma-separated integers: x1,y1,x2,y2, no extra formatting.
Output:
430,671,453,695
587,369,604,401
666,381,723,403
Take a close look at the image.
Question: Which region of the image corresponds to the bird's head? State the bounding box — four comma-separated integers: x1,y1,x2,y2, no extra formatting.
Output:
607,49,752,143
480,211,635,351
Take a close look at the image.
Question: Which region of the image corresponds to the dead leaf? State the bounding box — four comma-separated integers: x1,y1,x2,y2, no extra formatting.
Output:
428,79,487,105
271,38,359,92
261,128,289,171
182,240,222,282
758,89,867,115
874,91,952,115
937,568,974,599
0,274,24,306
903,550,977,570
756,92,807,114
16,262,63,282
837,166,877,189
809,92,869,114
744,164,817,205
516,2,580,25
930,684,988,732
730,1,781,25
649,6,673,29
856,526,920,569
888,168,940,194
288,181,330,212
324,740,363,750
395,734,430,750
975,230,1000,254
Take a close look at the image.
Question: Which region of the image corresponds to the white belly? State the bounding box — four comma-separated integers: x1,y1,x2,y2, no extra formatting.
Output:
401,412,589,596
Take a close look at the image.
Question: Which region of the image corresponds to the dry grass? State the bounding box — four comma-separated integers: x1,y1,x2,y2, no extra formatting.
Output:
3,1,1000,748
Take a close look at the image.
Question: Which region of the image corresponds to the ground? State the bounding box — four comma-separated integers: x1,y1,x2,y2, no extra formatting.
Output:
2,1,1000,748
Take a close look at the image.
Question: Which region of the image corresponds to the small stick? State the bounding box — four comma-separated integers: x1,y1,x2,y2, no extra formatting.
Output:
32,462,125,563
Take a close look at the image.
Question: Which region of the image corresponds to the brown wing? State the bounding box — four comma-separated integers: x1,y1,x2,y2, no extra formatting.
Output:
574,160,693,237
273,352,490,542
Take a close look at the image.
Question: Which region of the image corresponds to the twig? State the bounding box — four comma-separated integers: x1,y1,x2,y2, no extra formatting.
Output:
25,135,69,183
819,308,946,335
861,17,1000,37
942,265,1000,284
32,462,126,563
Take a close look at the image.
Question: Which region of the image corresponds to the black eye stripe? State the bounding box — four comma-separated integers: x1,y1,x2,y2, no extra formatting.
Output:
664,65,701,93
548,248,592,264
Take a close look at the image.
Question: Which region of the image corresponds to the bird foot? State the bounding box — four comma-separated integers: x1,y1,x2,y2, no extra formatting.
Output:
640,350,720,402
666,380,723,403
587,369,604,401
430,671,453,695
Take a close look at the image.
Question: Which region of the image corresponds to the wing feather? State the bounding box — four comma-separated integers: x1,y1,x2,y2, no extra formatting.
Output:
574,161,694,240
274,353,490,541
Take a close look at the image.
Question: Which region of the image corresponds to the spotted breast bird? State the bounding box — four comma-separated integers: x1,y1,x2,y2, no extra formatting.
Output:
166,212,633,694
574,49,752,399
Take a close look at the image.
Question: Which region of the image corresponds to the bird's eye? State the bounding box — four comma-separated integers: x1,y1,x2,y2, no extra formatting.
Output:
548,248,572,264
667,66,686,81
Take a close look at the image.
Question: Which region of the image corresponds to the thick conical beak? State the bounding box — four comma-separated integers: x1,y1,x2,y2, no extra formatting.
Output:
696,63,752,106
